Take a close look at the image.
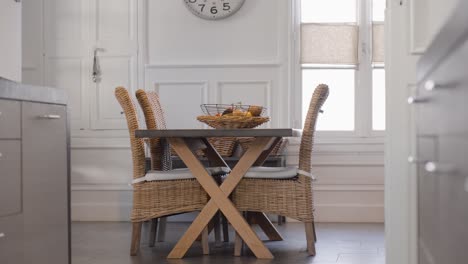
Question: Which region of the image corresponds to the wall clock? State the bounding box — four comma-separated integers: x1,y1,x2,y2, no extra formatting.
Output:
183,0,246,20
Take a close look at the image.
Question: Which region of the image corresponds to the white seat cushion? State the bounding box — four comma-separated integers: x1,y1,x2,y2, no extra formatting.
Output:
144,168,195,182
210,166,231,176
244,166,299,179
132,167,230,184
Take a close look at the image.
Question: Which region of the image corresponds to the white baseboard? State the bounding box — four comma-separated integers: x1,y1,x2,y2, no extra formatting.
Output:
314,204,384,223
71,200,384,223
71,202,202,222
71,202,132,222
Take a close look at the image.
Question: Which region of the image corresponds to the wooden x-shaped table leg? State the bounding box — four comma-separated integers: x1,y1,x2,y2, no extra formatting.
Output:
167,137,274,259
202,137,283,243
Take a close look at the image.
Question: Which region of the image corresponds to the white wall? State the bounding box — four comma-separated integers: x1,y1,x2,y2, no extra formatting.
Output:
23,0,384,223
144,0,290,129
147,0,279,65
22,0,44,85
141,0,384,223
0,0,22,82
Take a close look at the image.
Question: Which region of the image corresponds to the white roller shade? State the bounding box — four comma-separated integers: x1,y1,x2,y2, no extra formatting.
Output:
372,23,385,63
301,23,359,65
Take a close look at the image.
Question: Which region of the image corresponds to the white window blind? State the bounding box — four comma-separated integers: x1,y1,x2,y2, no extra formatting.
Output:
372,23,385,63
301,24,385,64
301,23,359,65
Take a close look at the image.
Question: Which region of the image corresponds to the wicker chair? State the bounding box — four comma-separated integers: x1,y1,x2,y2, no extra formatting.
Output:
135,89,172,245
135,89,230,244
232,84,329,256
115,87,211,256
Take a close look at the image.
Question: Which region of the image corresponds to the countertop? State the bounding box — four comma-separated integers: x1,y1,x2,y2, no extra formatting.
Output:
0,77,67,105
417,0,468,83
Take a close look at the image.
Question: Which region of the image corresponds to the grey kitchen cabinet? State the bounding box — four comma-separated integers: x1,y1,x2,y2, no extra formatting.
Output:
0,140,22,217
0,100,21,139
22,102,69,264
416,2,468,263
0,215,24,264
0,79,69,264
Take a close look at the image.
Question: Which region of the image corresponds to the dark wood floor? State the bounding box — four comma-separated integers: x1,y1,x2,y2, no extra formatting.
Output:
72,222,385,264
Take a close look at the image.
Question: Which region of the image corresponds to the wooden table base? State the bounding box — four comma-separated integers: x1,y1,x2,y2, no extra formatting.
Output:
167,137,276,259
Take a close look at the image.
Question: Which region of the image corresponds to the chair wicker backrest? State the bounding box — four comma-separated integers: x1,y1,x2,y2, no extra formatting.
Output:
298,84,329,174
136,90,167,129
115,87,146,180
135,89,172,171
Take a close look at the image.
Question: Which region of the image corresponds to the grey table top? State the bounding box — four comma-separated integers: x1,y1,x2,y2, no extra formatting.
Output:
135,128,301,138
0,77,67,105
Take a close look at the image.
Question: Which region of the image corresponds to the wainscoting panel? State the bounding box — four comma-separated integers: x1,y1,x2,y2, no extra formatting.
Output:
216,81,271,107
71,139,384,223
144,65,283,128
71,147,133,186
154,81,208,129
216,80,272,127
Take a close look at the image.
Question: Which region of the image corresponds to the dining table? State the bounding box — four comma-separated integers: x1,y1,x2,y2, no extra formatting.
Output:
135,128,300,259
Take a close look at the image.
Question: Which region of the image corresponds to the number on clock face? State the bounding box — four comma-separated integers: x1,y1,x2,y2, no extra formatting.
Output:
183,0,246,20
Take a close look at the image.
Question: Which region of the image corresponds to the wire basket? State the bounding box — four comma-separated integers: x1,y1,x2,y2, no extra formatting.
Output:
200,104,267,117
198,103,269,129
197,115,270,129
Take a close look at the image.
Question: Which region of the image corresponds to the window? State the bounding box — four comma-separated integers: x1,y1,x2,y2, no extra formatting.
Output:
372,0,386,131
302,69,355,131
372,68,385,130
299,0,386,133
301,0,357,23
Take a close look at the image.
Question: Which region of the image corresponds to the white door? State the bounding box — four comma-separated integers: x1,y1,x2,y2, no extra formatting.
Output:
43,0,138,131
89,0,139,130
0,0,22,82
43,0,90,131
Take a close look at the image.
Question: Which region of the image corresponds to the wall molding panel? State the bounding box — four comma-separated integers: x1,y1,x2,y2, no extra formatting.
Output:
72,202,384,223
145,61,281,69
153,81,209,129
216,80,272,123
71,183,384,222
154,81,209,93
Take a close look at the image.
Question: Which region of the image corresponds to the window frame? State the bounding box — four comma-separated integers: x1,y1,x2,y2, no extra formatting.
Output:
292,0,385,139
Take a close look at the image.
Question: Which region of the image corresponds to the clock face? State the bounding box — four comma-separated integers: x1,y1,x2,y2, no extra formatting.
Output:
183,0,246,20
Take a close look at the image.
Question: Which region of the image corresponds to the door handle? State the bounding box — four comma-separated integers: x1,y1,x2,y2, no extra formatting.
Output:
424,162,456,174
408,156,427,164
37,114,61,119
92,47,105,83
424,80,437,91
407,96,429,104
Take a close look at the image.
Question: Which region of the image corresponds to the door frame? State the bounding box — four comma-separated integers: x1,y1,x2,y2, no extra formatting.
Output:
384,0,418,263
